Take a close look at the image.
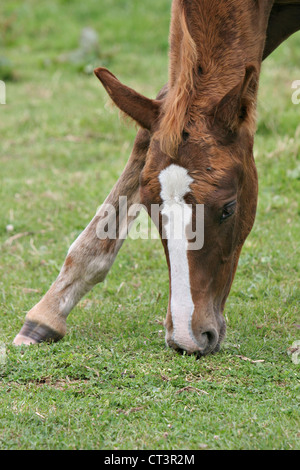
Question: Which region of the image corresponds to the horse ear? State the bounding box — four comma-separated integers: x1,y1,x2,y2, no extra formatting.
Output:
94,67,161,131
213,65,258,133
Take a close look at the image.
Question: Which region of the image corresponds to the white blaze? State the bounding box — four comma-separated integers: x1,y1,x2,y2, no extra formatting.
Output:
159,164,199,351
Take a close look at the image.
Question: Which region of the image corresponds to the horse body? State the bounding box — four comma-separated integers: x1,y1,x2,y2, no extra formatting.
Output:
14,1,300,354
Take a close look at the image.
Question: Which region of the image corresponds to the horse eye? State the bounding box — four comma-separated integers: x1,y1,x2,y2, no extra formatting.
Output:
182,130,189,141
220,201,236,222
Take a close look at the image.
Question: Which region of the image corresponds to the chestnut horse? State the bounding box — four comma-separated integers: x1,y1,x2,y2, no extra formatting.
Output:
14,0,300,355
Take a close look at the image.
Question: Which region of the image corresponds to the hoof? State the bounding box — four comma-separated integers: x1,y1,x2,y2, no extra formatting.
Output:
13,334,38,346
13,320,64,346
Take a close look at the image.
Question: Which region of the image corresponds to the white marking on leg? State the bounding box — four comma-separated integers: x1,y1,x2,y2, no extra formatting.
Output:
57,227,117,317
159,164,199,352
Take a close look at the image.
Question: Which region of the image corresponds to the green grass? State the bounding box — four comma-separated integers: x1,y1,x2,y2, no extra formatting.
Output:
0,0,299,450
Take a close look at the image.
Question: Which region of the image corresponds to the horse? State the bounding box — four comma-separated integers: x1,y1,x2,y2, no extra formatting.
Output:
13,0,300,355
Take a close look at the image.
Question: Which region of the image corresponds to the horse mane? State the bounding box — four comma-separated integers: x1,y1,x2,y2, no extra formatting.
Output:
156,0,262,157
157,0,198,157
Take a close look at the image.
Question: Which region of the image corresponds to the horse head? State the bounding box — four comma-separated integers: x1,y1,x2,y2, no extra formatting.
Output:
94,0,268,354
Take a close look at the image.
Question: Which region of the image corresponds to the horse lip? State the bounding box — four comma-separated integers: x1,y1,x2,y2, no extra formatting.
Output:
167,325,220,355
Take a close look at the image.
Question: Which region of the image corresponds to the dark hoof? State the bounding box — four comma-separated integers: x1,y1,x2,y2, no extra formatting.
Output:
13,320,64,346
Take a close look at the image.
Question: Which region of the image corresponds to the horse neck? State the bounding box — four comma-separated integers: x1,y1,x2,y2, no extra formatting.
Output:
157,0,273,156
168,0,271,101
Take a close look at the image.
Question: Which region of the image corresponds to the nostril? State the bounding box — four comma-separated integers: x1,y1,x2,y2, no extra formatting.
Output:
198,327,219,354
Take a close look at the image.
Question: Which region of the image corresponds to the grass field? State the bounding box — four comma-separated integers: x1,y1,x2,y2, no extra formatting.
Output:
0,0,299,450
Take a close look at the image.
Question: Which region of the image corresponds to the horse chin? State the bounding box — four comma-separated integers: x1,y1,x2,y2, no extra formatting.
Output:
165,317,227,357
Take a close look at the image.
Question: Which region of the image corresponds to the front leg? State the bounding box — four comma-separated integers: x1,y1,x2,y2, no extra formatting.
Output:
13,129,150,345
